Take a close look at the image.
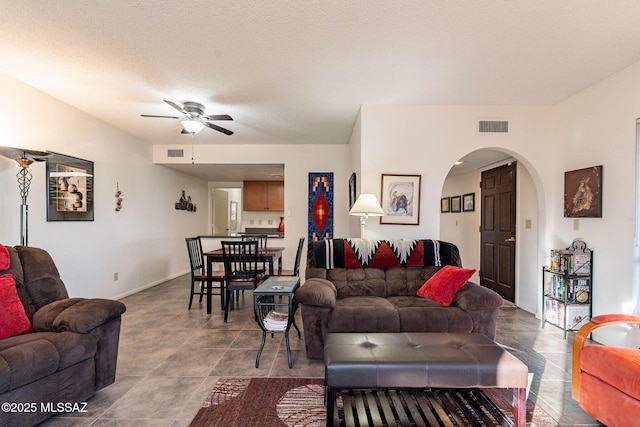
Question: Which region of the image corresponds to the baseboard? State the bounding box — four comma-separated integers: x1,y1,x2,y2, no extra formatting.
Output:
113,270,189,300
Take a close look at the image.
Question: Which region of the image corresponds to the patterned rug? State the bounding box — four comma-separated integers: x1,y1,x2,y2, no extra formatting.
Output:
189,377,559,427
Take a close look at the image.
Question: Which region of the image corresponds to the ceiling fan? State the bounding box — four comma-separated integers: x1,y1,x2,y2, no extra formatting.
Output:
141,100,233,135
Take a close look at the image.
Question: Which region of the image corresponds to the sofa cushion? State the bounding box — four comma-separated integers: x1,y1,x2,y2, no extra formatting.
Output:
328,297,400,333
389,296,475,333
385,266,441,296
16,246,68,310
0,331,96,393
328,268,387,297
581,345,640,401
416,265,475,306
0,275,32,339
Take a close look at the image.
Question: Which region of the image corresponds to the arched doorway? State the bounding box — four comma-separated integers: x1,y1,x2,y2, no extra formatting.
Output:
440,148,541,314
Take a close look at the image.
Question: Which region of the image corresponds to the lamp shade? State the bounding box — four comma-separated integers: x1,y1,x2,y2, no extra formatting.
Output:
181,119,205,134
349,193,384,216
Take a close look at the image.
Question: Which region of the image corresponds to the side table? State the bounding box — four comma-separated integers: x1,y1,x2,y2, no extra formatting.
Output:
253,276,301,368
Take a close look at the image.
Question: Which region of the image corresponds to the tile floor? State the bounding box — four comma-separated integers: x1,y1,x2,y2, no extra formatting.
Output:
38,274,602,426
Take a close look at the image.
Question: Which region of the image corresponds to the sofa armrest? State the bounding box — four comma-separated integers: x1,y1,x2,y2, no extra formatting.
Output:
32,298,127,334
295,278,337,308
452,282,503,311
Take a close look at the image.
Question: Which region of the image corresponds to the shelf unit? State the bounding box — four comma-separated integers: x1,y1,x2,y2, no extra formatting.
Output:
541,239,592,339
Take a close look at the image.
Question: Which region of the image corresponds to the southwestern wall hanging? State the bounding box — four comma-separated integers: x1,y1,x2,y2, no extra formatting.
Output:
308,172,333,242
46,152,94,221
564,165,602,218
380,174,421,225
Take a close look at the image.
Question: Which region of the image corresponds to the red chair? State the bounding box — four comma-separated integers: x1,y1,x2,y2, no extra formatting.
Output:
572,314,640,426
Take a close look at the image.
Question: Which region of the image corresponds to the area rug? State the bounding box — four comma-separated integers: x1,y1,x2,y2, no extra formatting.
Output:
189,377,559,427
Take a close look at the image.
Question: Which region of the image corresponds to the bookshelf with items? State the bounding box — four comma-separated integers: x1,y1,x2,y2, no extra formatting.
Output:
542,239,592,339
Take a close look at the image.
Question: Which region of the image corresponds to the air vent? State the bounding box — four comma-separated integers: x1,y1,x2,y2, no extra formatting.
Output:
167,149,184,158
478,120,508,133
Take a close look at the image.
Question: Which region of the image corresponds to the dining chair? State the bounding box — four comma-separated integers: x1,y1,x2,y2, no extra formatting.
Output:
242,234,269,275
277,237,304,276
221,240,264,322
185,237,225,310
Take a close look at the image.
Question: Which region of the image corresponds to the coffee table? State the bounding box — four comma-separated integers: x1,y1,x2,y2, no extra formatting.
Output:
324,332,528,427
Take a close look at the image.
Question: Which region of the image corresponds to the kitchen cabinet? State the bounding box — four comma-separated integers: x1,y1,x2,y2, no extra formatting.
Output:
243,181,284,211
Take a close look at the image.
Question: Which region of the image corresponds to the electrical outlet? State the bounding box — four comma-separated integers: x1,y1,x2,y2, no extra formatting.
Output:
113,272,118,281
268,220,273,225
250,220,255,225
573,219,580,230
525,219,532,229
258,220,262,224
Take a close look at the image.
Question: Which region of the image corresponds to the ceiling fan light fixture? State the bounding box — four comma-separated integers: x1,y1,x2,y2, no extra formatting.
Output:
181,119,205,134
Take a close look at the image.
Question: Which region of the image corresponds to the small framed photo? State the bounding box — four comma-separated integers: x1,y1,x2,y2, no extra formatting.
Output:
46,152,94,221
440,197,450,213
463,193,475,212
450,195,462,213
380,174,421,225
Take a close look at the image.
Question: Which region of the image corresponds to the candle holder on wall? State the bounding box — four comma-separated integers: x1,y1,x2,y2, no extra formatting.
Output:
115,183,123,211
175,190,197,212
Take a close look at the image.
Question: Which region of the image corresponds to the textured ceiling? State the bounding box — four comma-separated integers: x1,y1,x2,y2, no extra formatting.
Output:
2,0,640,149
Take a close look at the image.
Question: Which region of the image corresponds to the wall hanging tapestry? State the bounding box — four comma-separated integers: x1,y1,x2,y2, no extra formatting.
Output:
308,172,333,242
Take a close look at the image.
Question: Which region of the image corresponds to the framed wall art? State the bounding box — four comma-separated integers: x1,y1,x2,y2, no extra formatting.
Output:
441,197,450,213
380,174,421,225
463,193,475,212
450,195,462,213
349,172,357,209
46,153,94,221
564,165,603,218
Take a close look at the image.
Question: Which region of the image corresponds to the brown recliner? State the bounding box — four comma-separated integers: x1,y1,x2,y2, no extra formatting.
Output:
0,245,126,427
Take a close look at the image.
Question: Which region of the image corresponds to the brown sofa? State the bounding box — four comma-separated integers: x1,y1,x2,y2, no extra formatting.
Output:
0,245,126,427
295,239,503,359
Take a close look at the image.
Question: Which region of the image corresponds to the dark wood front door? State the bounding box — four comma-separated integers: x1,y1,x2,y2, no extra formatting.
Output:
480,162,517,302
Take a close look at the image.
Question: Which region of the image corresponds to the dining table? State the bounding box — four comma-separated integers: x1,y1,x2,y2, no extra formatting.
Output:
202,246,285,314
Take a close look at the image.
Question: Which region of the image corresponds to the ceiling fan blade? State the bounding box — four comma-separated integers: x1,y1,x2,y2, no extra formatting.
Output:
140,114,180,119
163,100,186,114
181,129,190,134
202,114,233,121
204,121,234,135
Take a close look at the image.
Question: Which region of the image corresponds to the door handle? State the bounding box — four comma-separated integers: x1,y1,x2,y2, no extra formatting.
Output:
505,237,516,242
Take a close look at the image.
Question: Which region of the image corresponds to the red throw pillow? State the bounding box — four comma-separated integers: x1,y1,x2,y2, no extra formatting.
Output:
416,265,476,306
0,243,9,271
0,274,32,339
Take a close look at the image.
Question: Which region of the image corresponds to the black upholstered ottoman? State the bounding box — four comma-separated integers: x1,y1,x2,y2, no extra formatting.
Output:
324,332,528,427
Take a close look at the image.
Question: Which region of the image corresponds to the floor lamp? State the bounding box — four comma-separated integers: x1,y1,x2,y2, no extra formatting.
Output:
0,146,52,246
349,193,384,238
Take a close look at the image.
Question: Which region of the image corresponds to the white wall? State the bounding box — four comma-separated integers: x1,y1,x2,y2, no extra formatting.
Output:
555,61,640,345
0,72,209,299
